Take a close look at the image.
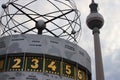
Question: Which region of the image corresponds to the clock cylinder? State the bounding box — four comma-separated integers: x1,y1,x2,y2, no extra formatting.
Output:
0,34,91,80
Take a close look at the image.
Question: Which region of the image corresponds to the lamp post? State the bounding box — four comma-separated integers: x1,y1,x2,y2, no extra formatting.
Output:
86,0,105,80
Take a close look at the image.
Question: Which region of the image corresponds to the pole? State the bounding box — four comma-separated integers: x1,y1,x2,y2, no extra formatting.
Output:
93,27,104,80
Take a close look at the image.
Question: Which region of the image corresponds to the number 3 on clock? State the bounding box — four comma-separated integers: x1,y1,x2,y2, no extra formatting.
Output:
31,59,39,69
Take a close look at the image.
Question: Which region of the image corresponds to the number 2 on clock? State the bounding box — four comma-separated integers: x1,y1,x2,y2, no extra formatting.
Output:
12,58,21,68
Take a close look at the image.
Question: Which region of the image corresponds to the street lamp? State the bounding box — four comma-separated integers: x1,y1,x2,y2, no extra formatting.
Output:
86,0,105,80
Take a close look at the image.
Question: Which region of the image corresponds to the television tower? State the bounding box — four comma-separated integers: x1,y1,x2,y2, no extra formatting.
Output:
86,0,105,80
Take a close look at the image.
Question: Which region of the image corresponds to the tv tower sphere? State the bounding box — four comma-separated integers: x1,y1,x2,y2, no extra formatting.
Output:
86,2,104,30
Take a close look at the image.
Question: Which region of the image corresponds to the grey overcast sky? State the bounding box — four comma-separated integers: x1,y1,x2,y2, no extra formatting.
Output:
0,0,120,80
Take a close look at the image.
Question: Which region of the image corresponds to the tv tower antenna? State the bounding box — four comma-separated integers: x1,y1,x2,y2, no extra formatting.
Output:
92,0,95,3
86,0,105,80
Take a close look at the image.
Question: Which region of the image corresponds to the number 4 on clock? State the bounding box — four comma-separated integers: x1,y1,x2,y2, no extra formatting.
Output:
48,61,56,71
